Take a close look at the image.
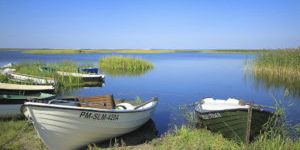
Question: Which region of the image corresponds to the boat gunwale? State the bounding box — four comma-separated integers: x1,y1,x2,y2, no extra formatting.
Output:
0,83,54,91
9,72,55,81
195,106,273,115
23,99,158,113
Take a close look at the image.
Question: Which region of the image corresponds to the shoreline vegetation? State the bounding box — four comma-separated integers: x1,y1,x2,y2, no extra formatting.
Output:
1,114,299,149
249,48,300,98
0,61,101,94
99,56,154,76
0,48,274,54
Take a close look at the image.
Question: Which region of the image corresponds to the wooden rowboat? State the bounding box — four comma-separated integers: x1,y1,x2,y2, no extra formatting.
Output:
195,97,273,142
0,83,54,95
22,95,158,150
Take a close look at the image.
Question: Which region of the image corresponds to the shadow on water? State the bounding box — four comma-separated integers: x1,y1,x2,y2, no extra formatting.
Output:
79,119,158,149
245,68,300,99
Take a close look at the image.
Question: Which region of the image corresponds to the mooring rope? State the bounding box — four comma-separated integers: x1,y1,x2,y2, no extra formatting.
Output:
0,121,31,149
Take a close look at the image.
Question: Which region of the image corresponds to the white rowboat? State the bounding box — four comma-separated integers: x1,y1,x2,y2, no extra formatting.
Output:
23,97,158,150
57,71,104,81
8,73,55,85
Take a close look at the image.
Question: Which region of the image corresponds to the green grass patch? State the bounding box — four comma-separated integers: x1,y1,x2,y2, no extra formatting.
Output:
99,56,154,76
0,120,46,150
197,49,268,53
0,120,26,149
0,74,10,83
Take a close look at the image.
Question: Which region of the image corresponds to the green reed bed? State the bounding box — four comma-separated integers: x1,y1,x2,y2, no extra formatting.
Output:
250,48,300,97
252,48,300,76
99,56,154,76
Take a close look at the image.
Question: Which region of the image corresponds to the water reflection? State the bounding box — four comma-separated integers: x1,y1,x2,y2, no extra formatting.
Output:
55,81,105,96
245,68,300,99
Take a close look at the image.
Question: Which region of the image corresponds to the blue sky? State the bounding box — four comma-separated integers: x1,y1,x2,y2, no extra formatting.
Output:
0,0,299,49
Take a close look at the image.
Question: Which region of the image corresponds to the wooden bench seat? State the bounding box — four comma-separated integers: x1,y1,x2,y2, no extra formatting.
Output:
78,95,115,109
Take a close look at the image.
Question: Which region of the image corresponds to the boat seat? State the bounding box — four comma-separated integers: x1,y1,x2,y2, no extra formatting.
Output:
78,95,116,109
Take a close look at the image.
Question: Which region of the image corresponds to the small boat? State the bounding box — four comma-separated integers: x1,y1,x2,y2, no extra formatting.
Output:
194,97,273,142
57,71,104,81
0,68,16,75
22,95,158,150
0,83,55,95
39,67,56,72
0,92,55,118
1,63,15,68
7,73,55,85
40,67,104,81
78,67,98,74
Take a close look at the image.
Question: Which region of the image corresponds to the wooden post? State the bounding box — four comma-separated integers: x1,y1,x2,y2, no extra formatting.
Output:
245,101,254,150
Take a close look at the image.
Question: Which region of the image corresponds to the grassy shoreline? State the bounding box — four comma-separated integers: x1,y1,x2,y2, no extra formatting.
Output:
1,121,299,150
0,48,270,54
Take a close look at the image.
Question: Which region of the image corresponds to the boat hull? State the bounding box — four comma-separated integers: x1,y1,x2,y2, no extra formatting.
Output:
0,83,55,95
0,93,55,118
25,102,157,150
57,71,104,82
0,93,55,104
195,108,273,142
8,73,55,85
0,104,23,119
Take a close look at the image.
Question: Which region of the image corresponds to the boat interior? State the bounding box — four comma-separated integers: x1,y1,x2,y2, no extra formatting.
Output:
41,95,158,111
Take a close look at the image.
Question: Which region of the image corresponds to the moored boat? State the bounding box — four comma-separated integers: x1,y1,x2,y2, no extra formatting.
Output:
194,97,273,142
78,67,98,74
22,95,158,150
7,73,55,85
0,83,55,94
0,92,55,118
39,67,104,81
57,71,104,81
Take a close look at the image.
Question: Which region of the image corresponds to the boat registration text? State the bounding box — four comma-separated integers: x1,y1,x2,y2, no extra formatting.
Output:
80,111,119,121
199,113,221,120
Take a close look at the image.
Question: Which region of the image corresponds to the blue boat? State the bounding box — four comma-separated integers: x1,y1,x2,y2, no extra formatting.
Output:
78,68,98,74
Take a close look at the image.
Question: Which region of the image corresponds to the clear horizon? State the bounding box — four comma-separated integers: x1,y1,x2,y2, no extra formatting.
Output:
0,0,299,49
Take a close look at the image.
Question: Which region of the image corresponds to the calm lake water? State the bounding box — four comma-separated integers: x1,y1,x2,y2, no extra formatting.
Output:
1,51,299,135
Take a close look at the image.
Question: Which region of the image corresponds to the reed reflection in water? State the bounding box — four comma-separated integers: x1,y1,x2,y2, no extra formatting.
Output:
245,67,300,99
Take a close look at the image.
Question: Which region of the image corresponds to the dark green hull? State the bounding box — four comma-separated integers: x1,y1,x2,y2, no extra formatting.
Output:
196,109,273,142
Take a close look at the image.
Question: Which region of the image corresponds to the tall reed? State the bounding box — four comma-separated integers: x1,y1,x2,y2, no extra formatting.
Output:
250,48,300,98
99,56,154,76
10,61,96,94
252,48,300,77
